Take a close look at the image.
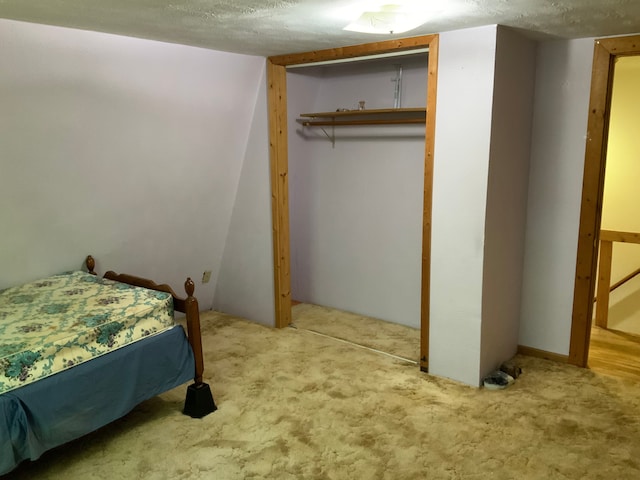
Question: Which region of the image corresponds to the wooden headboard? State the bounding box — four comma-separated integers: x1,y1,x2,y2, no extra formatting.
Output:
85,255,204,385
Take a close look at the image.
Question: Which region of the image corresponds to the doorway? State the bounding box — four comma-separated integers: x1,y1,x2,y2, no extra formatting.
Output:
266,35,439,371
587,54,640,379
570,35,640,369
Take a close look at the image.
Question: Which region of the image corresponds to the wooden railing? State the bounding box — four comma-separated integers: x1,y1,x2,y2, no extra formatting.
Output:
595,230,640,328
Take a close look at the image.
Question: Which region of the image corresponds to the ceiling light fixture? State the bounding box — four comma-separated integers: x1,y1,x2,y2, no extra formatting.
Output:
343,4,428,35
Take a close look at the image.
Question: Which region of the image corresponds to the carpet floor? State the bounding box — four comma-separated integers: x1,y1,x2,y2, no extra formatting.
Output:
7,309,640,479
291,302,420,362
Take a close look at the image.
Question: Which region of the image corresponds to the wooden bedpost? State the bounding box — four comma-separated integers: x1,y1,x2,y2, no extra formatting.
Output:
184,278,204,384
86,255,96,275
182,278,217,418
96,254,216,418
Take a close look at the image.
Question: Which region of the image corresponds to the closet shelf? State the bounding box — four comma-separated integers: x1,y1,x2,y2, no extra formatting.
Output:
298,108,426,127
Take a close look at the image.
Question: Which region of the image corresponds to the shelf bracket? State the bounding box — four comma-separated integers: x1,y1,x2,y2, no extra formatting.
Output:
318,125,335,148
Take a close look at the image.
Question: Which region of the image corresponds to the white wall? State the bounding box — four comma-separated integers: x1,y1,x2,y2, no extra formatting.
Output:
430,26,497,386
214,65,275,326
287,56,427,328
480,27,536,377
6,16,628,382
519,37,594,355
0,19,271,321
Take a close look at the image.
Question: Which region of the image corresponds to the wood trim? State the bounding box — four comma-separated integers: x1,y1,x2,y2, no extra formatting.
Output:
269,34,438,66
267,35,439,369
610,267,640,292
597,36,640,55
569,35,640,367
517,345,569,363
420,35,439,371
592,230,640,329
267,59,292,329
594,240,613,328
600,229,640,243
592,267,640,302
568,40,615,366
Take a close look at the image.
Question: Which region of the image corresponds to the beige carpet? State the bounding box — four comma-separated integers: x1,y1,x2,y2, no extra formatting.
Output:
8,310,640,479
292,302,420,362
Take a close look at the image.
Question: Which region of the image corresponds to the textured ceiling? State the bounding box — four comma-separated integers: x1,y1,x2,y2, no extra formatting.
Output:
1,0,639,56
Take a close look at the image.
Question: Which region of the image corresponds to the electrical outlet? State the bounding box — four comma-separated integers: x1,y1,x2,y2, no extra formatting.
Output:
202,270,212,284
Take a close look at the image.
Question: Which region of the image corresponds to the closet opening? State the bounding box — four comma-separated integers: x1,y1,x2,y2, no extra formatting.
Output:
267,35,439,371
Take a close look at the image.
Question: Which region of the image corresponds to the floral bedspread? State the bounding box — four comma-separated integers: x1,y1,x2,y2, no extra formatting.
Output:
0,271,175,395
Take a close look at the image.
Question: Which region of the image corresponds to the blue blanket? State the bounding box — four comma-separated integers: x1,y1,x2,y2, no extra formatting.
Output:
1,324,194,475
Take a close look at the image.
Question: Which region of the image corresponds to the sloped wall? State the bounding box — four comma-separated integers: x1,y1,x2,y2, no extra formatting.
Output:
0,19,266,311
213,65,275,326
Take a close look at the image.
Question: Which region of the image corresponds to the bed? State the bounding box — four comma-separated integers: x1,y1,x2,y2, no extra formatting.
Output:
0,255,216,475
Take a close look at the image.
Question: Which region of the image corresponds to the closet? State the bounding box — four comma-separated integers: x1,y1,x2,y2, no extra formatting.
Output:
267,35,439,370
288,54,427,335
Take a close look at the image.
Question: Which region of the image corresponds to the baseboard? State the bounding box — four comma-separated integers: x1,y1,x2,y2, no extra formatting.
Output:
517,345,569,363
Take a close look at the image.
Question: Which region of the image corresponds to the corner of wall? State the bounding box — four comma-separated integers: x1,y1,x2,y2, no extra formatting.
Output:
213,64,276,327
479,27,537,378
429,25,498,386
518,37,595,355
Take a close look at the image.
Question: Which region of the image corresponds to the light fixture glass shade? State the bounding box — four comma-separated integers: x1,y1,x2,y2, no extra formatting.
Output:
343,4,427,34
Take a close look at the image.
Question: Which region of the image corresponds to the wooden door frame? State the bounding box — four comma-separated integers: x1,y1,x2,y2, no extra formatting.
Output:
267,34,439,371
569,35,640,367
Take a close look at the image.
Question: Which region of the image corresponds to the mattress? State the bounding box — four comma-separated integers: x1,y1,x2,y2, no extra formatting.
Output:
0,271,175,395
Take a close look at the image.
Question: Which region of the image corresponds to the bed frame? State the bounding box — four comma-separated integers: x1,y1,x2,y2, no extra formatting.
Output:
85,255,216,418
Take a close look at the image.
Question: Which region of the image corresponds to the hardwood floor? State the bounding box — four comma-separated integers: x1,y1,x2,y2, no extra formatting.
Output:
589,326,640,381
